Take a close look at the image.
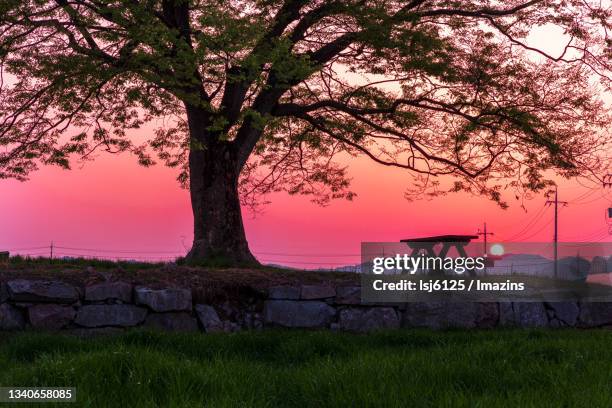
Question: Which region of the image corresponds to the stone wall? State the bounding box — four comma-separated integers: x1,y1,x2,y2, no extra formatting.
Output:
1,280,611,333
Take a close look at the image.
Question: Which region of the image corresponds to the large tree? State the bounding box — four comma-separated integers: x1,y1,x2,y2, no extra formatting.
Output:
1,0,610,265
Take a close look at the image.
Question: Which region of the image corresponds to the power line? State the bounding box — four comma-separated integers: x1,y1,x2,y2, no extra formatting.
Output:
258,258,356,266
54,246,185,254
546,186,568,278
6,243,365,259
518,213,556,241
477,222,494,255
569,190,611,205
11,251,50,257
2,246,49,251
563,226,610,242
569,187,600,203
54,251,177,260
502,204,547,240
502,204,549,241
252,251,360,257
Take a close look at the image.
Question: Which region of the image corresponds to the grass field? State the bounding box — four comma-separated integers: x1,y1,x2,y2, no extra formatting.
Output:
0,329,610,407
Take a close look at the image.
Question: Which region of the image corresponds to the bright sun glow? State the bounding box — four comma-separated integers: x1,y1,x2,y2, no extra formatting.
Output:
490,244,505,256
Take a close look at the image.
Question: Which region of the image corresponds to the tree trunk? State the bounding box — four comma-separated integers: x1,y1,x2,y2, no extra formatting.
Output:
185,108,258,266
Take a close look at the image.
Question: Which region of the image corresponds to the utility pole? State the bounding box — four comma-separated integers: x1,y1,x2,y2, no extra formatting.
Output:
603,174,612,234
50,241,54,261
477,222,494,256
545,186,568,278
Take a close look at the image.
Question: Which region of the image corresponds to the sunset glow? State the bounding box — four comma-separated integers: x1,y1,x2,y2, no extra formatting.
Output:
1,5,610,269
1,147,610,269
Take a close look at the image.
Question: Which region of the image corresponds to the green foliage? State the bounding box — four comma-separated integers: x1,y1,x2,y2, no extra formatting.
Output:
0,0,610,207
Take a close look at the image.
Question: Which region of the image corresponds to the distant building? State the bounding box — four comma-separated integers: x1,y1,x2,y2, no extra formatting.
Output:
485,254,550,276
334,264,362,273
591,256,608,274
485,253,590,281
606,257,612,274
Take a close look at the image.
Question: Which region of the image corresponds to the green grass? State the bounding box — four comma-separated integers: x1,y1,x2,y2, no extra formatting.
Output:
6,255,167,271
0,330,610,407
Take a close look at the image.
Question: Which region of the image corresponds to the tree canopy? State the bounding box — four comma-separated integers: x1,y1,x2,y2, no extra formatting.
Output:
1,0,611,209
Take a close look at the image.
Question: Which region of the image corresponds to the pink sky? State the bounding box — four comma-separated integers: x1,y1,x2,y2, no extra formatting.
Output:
1,146,610,268
1,25,611,268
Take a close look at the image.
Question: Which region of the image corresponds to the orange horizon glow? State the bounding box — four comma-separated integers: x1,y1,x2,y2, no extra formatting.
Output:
1,146,610,269
1,25,610,269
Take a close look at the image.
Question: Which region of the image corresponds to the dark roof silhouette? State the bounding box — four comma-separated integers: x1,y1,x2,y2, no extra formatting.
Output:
400,235,479,243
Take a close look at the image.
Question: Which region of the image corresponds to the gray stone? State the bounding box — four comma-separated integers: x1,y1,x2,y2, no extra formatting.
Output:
0,303,25,330
401,302,461,329
253,314,263,330
476,302,499,328
0,283,8,303
75,304,147,327
85,282,132,303
222,320,241,333
243,312,263,330
217,301,240,320
134,287,192,312
194,304,240,333
7,280,80,303
335,286,361,304
578,302,612,327
402,302,498,329
268,285,300,300
144,312,198,332
264,300,335,328
28,304,75,330
545,302,579,327
338,307,399,332
13,303,35,308
96,271,114,282
301,285,335,300
499,302,548,328
195,304,223,333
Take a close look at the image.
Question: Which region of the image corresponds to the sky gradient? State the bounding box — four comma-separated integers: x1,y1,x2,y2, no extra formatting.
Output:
1,146,610,268
1,24,611,269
